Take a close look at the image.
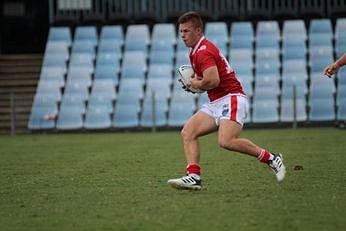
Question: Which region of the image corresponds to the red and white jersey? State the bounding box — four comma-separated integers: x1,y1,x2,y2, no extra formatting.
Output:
189,36,245,102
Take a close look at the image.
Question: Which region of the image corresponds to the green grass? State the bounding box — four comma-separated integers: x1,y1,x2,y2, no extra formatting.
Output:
0,128,346,231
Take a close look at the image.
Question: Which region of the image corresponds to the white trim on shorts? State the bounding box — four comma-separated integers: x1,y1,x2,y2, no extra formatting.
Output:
199,94,249,126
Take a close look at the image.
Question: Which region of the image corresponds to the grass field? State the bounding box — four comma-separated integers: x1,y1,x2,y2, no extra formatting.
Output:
1,128,346,231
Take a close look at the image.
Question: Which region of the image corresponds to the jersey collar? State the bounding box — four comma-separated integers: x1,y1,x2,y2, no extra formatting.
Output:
191,36,205,55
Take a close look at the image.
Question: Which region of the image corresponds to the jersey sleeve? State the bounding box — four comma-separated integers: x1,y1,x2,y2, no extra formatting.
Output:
196,50,217,73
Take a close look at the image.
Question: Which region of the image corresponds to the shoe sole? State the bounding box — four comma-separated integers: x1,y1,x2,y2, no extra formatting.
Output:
167,181,202,191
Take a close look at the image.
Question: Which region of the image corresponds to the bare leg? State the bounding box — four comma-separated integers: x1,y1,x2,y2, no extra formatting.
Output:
218,119,262,157
181,111,217,164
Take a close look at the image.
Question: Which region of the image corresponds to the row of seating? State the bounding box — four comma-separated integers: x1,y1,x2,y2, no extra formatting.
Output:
28,18,346,130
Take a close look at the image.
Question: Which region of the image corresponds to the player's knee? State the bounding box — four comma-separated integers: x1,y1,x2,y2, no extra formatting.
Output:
218,137,236,150
181,126,195,141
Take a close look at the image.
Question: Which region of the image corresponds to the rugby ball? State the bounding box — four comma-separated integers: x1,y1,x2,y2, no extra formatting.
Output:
177,65,205,94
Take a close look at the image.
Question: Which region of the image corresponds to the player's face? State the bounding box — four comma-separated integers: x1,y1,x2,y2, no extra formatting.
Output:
179,22,202,48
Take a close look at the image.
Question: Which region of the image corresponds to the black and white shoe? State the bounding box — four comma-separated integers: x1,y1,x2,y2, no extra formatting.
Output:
268,153,286,182
167,175,202,190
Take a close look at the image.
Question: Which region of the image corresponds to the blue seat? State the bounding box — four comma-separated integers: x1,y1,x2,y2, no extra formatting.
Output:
151,23,176,45
124,24,150,54
100,25,124,44
255,61,280,76
230,22,254,39
56,107,84,130
45,41,70,60
205,22,229,44
88,94,114,114
94,64,119,86
335,18,346,57
149,50,174,66
256,21,280,38
252,100,279,123
146,78,172,99
43,53,68,73
28,105,57,130
98,40,122,54
175,51,190,69
280,98,307,122
308,98,335,121
282,20,307,41
74,26,98,47
281,85,307,100
337,96,346,121
147,64,172,80
112,104,139,128
66,66,92,87
140,97,168,128
168,102,194,127
96,52,120,66
71,40,95,58
118,78,144,100
64,82,89,101
309,19,333,37
91,79,116,100
282,46,307,61
120,65,146,84
84,107,112,129
337,68,346,86
47,27,72,47
60,94,86,114
122,51,147,72
36,81,62,101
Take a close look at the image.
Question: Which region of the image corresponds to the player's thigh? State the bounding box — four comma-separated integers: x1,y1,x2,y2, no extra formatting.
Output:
182,111,217,138
218,119,242,142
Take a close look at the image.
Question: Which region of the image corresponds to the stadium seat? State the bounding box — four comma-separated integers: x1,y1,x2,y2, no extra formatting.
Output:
28,105,57,130
36,81,62,102
336,68,346,86
112,104,139,128
94,64,119,86
44,41,70,60
168,102,195,127
66,66,92,87
229,22,254,51
71,41,96,60
100,25,124,45
308,98,335,122
124,24,150,54
149,50,174,66
122,51,147,72
335,18,346,57
280,98,307,122
56,107,84,130
252,100,279,123
60,94,86,115
64,81,89,101
145,78,172,99
205,22,229,55
120,65,146,85
337,98,346,121
140,97,168,128
282,20,307,41
87,94,114,114
151,23,176,45
74,26,98,47
84,107,112,129
47,27,72,47
91,79,117,100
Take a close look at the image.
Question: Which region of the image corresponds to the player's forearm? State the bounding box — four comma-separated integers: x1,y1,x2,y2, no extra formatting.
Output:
335,54,346,68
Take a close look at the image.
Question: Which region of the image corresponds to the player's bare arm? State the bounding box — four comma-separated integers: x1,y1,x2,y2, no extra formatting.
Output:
323,53,346,77
190,66,220,90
